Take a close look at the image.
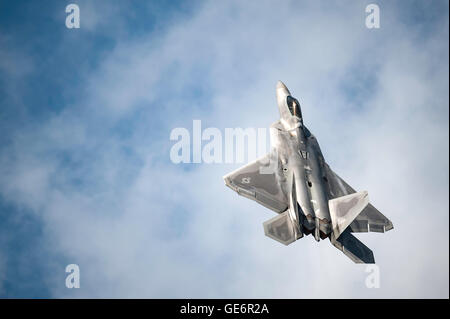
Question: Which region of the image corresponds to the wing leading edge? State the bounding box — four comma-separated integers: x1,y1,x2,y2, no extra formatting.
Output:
223,151,288,213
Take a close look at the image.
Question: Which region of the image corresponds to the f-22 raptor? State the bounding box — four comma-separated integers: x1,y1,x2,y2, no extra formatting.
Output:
224,81,393,263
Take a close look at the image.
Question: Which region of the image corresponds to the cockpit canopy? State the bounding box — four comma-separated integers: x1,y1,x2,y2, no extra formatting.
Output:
286,96,302,119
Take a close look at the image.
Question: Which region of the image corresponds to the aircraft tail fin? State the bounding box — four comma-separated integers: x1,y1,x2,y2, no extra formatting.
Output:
329,191,369,239
330,229,375,263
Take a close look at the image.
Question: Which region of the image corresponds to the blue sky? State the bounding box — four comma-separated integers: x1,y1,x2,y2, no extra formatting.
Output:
0,0,448,298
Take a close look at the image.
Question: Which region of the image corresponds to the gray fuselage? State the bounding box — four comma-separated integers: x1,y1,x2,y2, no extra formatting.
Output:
272,120,331,240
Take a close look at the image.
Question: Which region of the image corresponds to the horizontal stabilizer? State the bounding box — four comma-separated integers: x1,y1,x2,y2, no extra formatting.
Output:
263,211,297,246
330,229,375,263
329,191,369,239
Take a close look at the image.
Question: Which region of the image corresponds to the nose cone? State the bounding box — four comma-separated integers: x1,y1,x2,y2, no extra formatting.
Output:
276,80,291,96
276,81,292,118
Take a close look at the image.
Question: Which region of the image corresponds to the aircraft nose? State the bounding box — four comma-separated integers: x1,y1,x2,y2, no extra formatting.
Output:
276,81,291,108
276,81,291,107
276,80,291,95
275,81,303,120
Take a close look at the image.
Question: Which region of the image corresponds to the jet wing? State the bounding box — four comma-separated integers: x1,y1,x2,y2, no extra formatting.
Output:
323,163,393,233
323,163,355,198
223,152,288,213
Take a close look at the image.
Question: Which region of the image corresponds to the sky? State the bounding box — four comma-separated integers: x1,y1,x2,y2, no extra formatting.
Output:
0,0,448,298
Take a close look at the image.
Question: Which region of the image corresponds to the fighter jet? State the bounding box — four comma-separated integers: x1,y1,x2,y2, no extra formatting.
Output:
223,81,393,263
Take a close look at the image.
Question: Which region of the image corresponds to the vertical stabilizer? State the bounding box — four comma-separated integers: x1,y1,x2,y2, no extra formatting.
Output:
329,191,369,239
